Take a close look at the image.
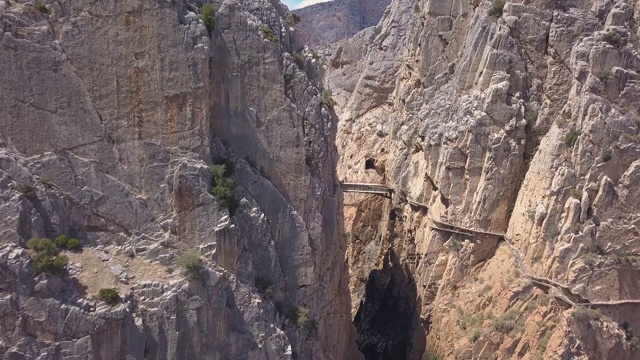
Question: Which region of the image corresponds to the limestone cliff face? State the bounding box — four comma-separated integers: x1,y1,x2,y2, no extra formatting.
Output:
0,0,356,359
328,0,640,358
293,0,391,46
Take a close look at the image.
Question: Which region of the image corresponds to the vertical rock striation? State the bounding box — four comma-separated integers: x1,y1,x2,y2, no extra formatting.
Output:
328,0,640,358
0,0,357,358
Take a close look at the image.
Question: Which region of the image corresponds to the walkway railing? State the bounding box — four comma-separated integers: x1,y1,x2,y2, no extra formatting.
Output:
340,181,640,306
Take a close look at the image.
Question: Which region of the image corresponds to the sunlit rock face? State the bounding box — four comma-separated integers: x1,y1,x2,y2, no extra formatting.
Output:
327,0,640,358
0,0,358,358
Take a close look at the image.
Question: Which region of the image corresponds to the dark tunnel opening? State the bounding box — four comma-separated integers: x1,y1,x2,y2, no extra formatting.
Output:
353,249,426,359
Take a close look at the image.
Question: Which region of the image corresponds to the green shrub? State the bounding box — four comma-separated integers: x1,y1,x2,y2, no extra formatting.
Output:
493,310,519,334
600,70,612,81
601,149,612,162
321,89,336,108
292,13,301,24
255,276,275,297
65,238,81,250
572,307,602,322
54,235,69,248
177,251,204,280
524,111,537,127
210,163,238,214
565,127,581,147
260,24,278,43
35,2,47,13
548,226,561,239
603,31,627,48
488,0,506,18
201,4,217,32
27,238,58,255
16,184,36,199
27,238,69,274
32,253,68,275
54,235,81,250
292,52,305,70
39,178,54,189
275,302,316,332
471,329,482,343
570,188,582,200
98,288,120,306
209,164,229,180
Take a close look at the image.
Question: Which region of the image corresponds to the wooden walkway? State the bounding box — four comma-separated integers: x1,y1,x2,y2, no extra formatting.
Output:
340,181,640,306
340,182,393,196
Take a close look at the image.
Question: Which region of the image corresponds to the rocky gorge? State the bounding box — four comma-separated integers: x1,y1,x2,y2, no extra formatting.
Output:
1,0,640,359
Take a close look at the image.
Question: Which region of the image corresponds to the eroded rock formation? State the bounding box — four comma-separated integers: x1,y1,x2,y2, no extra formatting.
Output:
328,0,640,358
0,0,357,359
293,0,391,46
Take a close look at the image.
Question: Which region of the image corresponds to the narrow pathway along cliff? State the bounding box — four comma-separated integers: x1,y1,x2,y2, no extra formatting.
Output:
329,0,640,358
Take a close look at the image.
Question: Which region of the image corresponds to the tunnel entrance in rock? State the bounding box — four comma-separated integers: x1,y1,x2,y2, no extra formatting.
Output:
365,158,376,170
353,250,426,360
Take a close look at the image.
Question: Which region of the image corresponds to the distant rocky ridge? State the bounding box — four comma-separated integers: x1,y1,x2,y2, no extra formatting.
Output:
293,0,391,46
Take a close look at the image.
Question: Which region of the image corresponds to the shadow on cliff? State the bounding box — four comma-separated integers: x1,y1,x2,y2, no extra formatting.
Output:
353,249,426,360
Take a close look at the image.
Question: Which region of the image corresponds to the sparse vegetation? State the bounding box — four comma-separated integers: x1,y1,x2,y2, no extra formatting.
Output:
479,284,492,296
39,178,54,189
35,2,47,13
260,24,278,43
292,52,305,70
572,307,602,322
255,276,275,297
201,4,217,32
275,301,317,332
623,323,640,352
488,0,506,18
210,163,238,214
565,127,581,147
524,111,538,127
570,188,582,200
16,183,36,199
471,329,482,343
292,13,301,24
98,288,120,306
321,89,336,108
493,309,521,334
54,235,81,251
176,250,204,281
603,31,627,48
372,25,382,39
548,226,561,239
414,4,420,14
601,149,612,162
26,238,68,275
537,329,553,353
600,70,613,81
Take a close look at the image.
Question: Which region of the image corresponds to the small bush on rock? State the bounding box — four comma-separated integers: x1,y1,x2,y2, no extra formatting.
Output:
565,127,581,147
603,31,627,48
292,13,301,24
201,4,216,32
321,89,336,108
98,288,120,306
488,0,506,18
210,163,238,214
177,251,204,281
260,24,278,43
255,276,275,297
27,238,68,274
292,52,305,70
16,183,36,199
35,2,47,13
